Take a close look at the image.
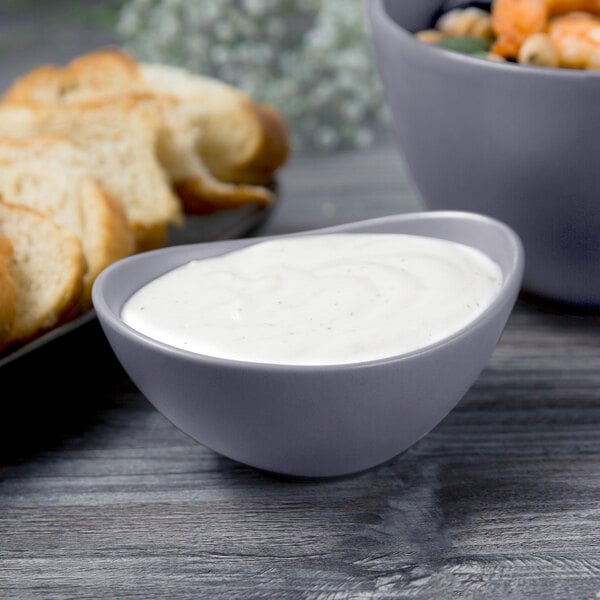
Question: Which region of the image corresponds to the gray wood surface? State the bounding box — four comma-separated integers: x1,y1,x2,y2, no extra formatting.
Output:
1,7,600,600
2,141,600,600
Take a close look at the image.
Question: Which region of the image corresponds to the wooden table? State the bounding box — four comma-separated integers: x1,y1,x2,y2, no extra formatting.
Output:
2,140,600,599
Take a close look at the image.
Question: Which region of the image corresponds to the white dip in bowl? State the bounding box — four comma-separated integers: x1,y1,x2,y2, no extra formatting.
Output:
122,233,502,366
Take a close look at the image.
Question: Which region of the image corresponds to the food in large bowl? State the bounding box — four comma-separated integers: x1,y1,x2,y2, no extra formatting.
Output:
367,0,600,308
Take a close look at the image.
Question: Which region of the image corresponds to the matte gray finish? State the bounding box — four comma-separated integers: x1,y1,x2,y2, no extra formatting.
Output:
92,211,524,478
368,0,600,308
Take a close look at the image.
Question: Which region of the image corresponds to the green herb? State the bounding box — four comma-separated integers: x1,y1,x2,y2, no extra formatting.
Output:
434,35,491,54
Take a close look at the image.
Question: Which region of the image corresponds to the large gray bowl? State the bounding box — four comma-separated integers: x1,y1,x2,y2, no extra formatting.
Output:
368,0,600,308
92,211,524,478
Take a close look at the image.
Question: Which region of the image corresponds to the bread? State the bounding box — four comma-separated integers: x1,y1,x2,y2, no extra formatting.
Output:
0,47,291,354
0,47,289,214
0,100,184,252
0,201,85,348
0,135,134,306
140,91,276,214
1,47,145,106
140,62,290,186
0,235,17,352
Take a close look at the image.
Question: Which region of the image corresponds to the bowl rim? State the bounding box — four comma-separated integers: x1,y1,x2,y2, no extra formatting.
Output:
93,210,525,373
369,0,600,80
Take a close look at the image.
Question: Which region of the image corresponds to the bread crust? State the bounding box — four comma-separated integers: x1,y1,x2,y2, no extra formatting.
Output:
0,100,184,253
173,178,274,215
139,61,290,186
0,201,85,348
0,134,135,306
0,236,17,352
195,96,290,186
0,48,290,213
78,179,134,305
2,47,143,105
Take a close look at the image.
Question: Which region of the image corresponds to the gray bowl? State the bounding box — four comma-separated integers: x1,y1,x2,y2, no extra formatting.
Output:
368,0,600,308
92,211,524,478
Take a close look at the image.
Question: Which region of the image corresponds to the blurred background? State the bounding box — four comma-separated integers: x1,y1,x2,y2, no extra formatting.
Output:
0,1,119,88
0,0,390,155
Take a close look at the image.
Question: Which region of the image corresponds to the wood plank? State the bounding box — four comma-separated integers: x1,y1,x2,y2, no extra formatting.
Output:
1,142,600,599
1,299,599,599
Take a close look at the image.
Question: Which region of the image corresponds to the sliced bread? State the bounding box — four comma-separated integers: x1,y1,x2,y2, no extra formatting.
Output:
151,94,276,213
0,47,288,213
0,201,85,348
0,135,134,306
139,61,290,186
0,100,184,252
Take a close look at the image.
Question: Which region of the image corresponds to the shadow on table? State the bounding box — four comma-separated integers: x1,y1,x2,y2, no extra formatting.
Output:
518,290,600,320
0,316,132,465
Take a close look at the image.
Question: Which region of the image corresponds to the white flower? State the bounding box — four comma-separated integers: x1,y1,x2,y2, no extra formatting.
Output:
116,0,387,153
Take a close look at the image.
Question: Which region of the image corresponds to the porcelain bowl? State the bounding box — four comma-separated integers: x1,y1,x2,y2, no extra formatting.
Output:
368,0,600,309
92,211,524,478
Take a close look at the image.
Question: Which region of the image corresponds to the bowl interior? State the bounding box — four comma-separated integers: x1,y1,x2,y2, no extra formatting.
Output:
94,210,523,339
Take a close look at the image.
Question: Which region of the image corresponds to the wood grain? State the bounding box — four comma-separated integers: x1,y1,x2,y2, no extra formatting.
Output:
1,144,600,599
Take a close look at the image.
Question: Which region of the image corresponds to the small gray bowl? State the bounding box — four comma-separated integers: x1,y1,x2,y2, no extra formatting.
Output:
368,0,600,308
92,211,524,478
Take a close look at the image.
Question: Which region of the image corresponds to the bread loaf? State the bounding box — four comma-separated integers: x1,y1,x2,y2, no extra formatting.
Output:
0,201,85,348
0,135,134,306
0,100,184,252
0,47,289,214
0,47,291,355
139,62,289,186
139,91,276,214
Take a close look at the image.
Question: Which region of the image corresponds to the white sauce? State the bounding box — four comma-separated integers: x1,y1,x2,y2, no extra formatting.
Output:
122,233,503,366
